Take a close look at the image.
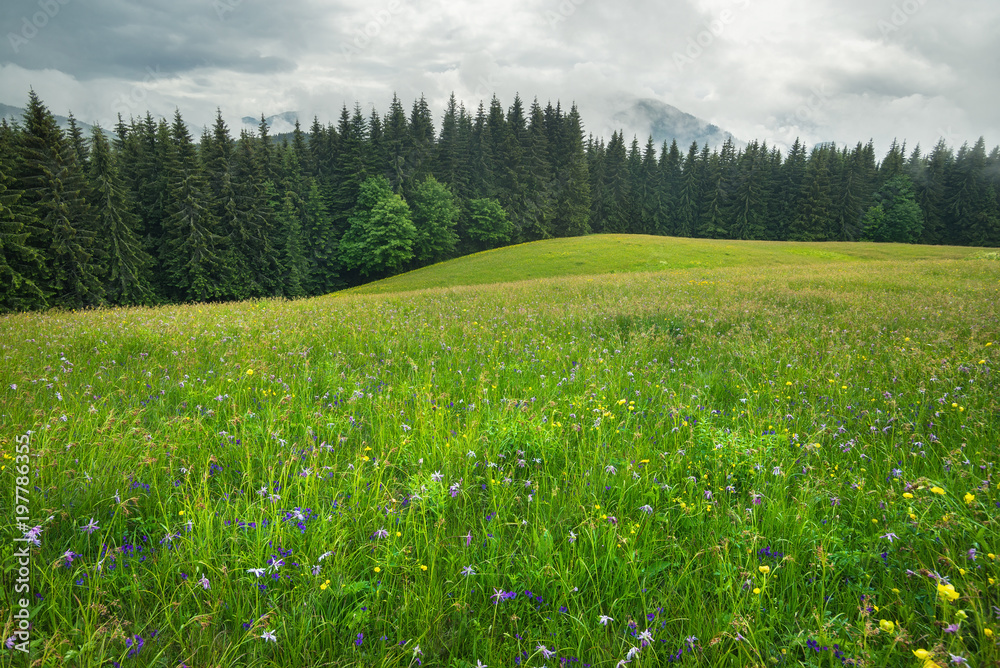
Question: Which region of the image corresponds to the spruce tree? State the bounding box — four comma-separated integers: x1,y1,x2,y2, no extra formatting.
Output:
0,157,46,312
162,109,226,302
552,104,591,237
87,125,155,305
16,91,104,308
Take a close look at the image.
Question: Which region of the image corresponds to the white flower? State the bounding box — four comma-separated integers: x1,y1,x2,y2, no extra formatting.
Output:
599,615,613,625
247,568,265,577
260,629,277,642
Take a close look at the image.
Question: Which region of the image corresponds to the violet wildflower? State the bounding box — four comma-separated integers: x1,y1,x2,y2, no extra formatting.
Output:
80,518,100,534
261,629,277,642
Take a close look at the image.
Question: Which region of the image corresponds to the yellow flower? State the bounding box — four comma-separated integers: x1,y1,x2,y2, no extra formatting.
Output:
987,628,994,638
990,554,997,560
879,619,894,633
964,493,975,505
912,649,931,660
396,531,402,537
753,587,761,594
959,568,966,575
374,566,381,573
956,610,968,620
937,583,959,602
246,368,254,376
903,492,913,499
758,565,771,575
930,486,945,495
420,565,428,571
179,510,185,516
320,582,328,590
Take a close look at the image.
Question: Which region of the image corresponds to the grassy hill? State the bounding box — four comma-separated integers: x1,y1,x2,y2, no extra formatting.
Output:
2,237,999,666
349,234,989,294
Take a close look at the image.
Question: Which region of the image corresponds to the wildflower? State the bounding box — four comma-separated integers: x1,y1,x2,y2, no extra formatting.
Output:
491,587,505,603
937,583,960,602
930,486,945,495
461,565,475,577
476,661,487,668
950,654,968,665
637,629,653,644
373,527,389,539
598,615,614,625
881,532,899,542
247,568,265,577
759,565,770,575
912,649,932,660
260,629,277,642
537,643,556,659
199,576,210,590
879,619,895,633
964,492,975,505
431,471,444,482
639,504,653,514
753,587,761,594
80,518,100,534
944,623,960,634
373,566,381,573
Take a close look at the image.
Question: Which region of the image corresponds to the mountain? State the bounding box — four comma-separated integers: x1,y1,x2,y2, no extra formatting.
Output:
611,98,739,149
1,103,94,133
241,111,301,135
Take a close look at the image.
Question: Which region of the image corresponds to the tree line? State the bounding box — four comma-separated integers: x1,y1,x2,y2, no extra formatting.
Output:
1,90,998,312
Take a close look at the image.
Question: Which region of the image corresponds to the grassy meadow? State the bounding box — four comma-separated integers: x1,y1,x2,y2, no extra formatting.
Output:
2,236,1000,667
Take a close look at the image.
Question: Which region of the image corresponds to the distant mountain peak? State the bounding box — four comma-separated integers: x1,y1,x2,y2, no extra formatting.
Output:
611,98,739,150
242,111,300,134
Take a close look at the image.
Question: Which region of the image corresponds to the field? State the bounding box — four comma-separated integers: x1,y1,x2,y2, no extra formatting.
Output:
2,236,999,667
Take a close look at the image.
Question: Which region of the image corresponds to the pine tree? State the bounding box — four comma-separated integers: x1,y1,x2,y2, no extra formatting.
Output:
788,145,835,241
674,142,701,238
88,125,155,305
599,132,630,233
162,109,226,302
0,150,46,312
521,99,555,240
277,190,306,297
15,91,104,308
230,131,282,297
861,174,924,243
552,104,591,237
656,140,682,236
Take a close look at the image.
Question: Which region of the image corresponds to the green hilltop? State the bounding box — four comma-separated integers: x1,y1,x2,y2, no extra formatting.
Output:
349,234,989,295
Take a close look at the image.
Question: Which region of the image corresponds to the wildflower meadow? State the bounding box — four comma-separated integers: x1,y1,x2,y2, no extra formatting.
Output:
1,243,999,667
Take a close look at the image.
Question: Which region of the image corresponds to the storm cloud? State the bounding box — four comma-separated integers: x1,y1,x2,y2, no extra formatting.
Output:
2,0,997,153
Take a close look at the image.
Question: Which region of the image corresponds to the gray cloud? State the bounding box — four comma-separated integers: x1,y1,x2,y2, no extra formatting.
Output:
2,0,997,154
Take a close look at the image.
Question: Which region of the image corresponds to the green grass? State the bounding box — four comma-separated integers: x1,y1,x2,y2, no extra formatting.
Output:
350,235,986,294
1,240,999,667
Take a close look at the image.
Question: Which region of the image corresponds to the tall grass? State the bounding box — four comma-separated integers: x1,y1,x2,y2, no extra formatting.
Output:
1,254,998,667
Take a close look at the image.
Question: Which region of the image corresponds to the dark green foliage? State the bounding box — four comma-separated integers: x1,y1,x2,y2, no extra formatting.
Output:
861,174,924,243
162,109,226,302
410,175,459,265
0,155,46,312
87,125,155,305
339,176,416,277
15,91,104,309
465,197,512,249
6,90,1000,313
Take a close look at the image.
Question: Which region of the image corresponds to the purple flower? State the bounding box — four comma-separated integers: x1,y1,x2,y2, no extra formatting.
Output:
461,565,475,577
638,505,653,514
80,518,100,534
944,623,960,634
373,527,389,539
537,644,556,659
355,632,364,647
199,576,210,590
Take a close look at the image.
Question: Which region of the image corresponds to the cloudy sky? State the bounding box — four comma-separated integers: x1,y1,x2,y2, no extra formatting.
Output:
2,0,997,154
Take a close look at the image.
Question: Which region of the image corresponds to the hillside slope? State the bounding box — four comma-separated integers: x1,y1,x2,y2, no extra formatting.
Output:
349,235,989,295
